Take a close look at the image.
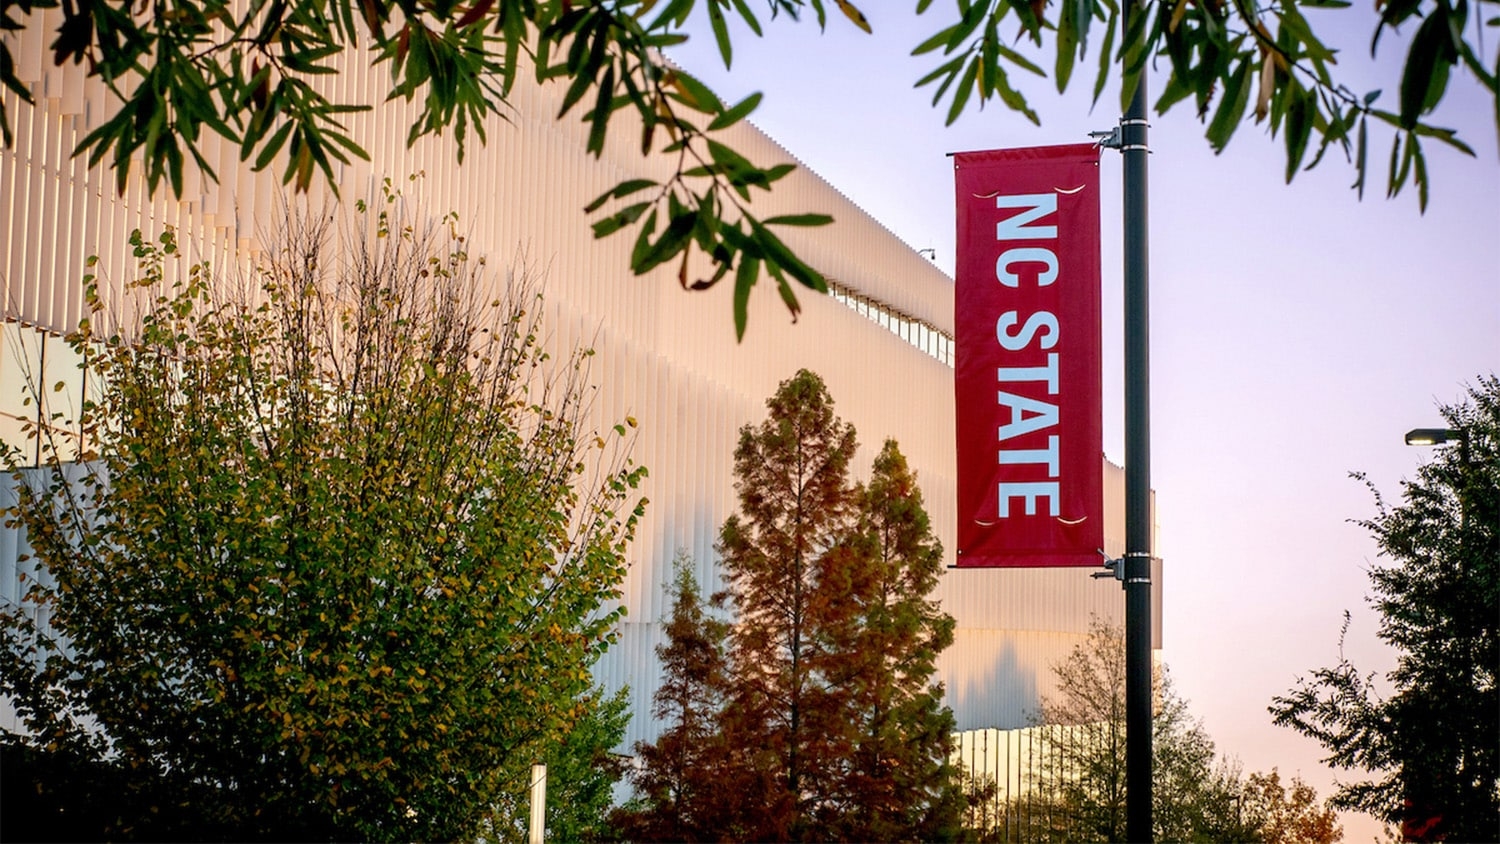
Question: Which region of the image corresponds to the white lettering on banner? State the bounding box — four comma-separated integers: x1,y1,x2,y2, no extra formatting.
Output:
998,482,1060,517
994,194,1058,239
996,354,1059,393
996,392,1058,441
993,191,1065,522
995,247,1058,287
996,312,1058,352
999,435,1060,475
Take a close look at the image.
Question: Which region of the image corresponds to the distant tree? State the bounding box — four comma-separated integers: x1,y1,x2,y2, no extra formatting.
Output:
0,196,647,841
1034,618,1304,843
956,767,1007,843
1271,376,1499,842
1241,769,1344,844
1032,618,1130,842
1149,685,1256,844
621,370,960,841
3,0,1490,334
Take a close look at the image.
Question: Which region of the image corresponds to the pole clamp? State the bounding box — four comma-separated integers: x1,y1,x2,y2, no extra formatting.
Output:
1091,549,1125,583
1089,127,1122,150
1123,550,1154,584
1093,119,1151,154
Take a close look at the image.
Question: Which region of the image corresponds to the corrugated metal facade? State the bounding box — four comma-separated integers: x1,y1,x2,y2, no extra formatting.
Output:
1,16,1159,748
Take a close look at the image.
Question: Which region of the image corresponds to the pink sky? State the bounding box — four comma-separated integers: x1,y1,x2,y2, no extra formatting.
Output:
669,7,1499,841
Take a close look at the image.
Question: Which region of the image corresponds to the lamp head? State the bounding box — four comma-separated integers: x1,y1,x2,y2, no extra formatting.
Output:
1404,428,1464,447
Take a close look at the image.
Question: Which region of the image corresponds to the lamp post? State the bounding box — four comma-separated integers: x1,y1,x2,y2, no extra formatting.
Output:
1398,423,1475,839
1405,427,1472,530
1090,29,1154,841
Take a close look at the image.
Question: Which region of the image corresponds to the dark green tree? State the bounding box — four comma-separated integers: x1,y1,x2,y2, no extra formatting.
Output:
1271,375,1499,842
3,0,1491,332
0,195,647,841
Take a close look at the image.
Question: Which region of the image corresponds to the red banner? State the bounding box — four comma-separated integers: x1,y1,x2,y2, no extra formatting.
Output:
954,145,1103,568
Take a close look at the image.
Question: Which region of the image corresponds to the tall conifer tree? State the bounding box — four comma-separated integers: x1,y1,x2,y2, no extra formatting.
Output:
827,440,962,841
716,369,859,840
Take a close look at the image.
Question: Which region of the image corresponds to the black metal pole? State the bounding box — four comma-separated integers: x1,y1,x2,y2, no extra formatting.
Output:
1121,41,1154,844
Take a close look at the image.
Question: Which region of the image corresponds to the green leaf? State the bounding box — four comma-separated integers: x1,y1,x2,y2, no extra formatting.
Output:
255,121,296,171
633,210,697,274
946,1,988,54
670,70,724,115
915,55,964,90
1093,8,1118,106
708,0,733,68
1283,85,1314,181
730,0,764,36
733,257,759,342
1387,133,1409,198
591,202,651,238
631,208,660,268
763,213,833,227
648,0,695,30
1352,115,1368,198
1276,3,1336,63
556,55,597,118
585,179,659,213
912,25,958,56
1398,9,1449,128
1412,134,1429,211
585,63,615,155
946,57,979,125
994,42,1045,77
1056,0,1079,93
707,91,762,131
750,219,825,293
1206,59,1253,153
1153,72,1193,114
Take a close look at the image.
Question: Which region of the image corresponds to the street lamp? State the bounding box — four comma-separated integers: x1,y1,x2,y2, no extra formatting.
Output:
1405,426,1474,535
1405,427,1470,463
1405,428,1463,446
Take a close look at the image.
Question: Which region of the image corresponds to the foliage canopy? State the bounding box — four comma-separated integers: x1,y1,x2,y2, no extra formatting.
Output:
1271,375,1499,842
0,196,647,840
2,0,1493,333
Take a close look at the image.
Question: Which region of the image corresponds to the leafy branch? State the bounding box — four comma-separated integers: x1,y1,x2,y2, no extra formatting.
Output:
563,2,835,339
3,0,1494,334
911,0,1493,209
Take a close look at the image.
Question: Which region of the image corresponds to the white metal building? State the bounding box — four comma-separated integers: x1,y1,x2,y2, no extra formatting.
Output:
1,17,1159,757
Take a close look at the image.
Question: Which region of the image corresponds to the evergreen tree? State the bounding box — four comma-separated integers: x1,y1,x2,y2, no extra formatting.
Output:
615,556,752,843
1271,375,1499,842
622,370,961,841
716,368,861,840
821,440,962,841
